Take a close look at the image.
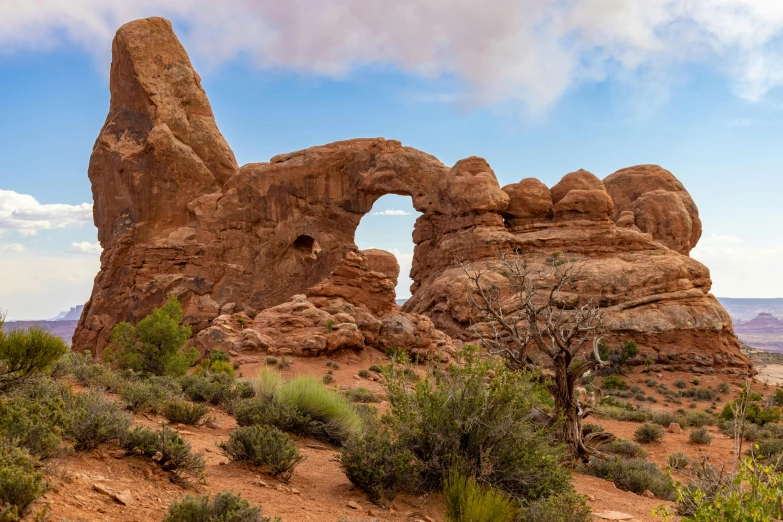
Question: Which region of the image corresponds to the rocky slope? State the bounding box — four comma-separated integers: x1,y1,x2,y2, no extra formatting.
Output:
74,16,751,373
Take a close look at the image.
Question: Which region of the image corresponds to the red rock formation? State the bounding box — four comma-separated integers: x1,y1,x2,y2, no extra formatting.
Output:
74,17,750,373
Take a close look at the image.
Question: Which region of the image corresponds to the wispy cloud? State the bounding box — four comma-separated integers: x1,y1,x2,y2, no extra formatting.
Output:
0,190,92,235
1,243,25,253
68,241,102,255
371,209,411,216
691,236,783,298
3,1,783,113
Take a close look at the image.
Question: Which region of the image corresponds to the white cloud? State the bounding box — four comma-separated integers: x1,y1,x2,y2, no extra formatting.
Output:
691,236,783,298
0,190,92,235
0,253,99,320
68,241,102,255
371,210,411,216
3,1,783,112
1,243,25,253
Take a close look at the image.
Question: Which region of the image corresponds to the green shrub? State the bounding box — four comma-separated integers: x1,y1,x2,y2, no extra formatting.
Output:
0,322,68,392
181,373,240,406
667,452,689,470
219,426,303,480
344,388,379,403
0,441,46,521
369,365,382,373
276,357,292,370
581,457,675,500
582,423,604,434
122,425,205,485
670,457,783,521
106,296,197,377
275,376,363,445
689,427,713,445
600,405,650,423
253,367,282,400
443,468,517,522
520,490,591,522
645,379,657,388
164,490,276,522
119,376,181,413
69,357,123,392
650,410,682,428
601,375,628,390
692,378,700,385
163,400,210,425
601,439,647,459
68,391,132,449
383,348,569,500
358,370,370,379
340,423,420,503
674,380,687,389
684,411,713,428
0,379,70,457
595,340,639,377
265,357,277,366
326,318,336,332
322,375,334,384
718,382,730,394
634,423,664,444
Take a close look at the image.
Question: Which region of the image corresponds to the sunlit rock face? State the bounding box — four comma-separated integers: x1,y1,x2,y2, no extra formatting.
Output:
74,17,751,373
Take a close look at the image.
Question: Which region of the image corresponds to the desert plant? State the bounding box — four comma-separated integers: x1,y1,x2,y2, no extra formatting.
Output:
692,378,700,385
520,490,591,522
461,252,616,460
326,318,336,332
265,357,277,366
322,374,334,384
219,426,303,480
358,369,370,379
119,376,181,413
634,423,664,444
122,424,205,485
581,456,675,499
0,390,68,458
595,339,639,377
675,380,688,389
339,422,420,503
275,376,363,444
180,373,241,406
650,410,682,428
0,319,68,392
163,400,210,425
443,468,517,522
718,382,730,394
668,452,690,470
253,368,281,399
276,357,292,370
106,296,197,377
383,348,571,500
601,439,647,459
68,391,132,449
0,441,46,521
164,490,277,522
690,427,713,445
601,375,628,390
369,365,382,373
344,387,379,403
582,423,604,434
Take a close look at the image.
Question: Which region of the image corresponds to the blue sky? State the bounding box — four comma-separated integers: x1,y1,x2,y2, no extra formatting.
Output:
2,2,783,319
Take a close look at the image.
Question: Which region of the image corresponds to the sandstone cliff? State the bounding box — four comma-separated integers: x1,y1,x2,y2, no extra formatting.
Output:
74,17,751,373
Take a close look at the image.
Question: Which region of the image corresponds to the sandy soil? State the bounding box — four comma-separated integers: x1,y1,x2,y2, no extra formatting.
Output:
31,351,770,522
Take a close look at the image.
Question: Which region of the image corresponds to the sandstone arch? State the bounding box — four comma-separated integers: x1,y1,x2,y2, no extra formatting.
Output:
74,17,751,373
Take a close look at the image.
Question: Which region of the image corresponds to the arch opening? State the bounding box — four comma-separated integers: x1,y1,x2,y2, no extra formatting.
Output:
353,194,420,305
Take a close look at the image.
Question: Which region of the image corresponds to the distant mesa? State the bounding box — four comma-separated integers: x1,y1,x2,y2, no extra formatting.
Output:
50,305,84,322
71,17,752,375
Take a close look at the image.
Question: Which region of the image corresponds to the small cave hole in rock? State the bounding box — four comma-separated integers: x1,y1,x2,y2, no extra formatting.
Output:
354,194,420,305
293,234,321,259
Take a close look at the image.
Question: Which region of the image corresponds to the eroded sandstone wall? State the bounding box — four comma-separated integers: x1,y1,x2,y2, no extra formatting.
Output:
74,17,750,372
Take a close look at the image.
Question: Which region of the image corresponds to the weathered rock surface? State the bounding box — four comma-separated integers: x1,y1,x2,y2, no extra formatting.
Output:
195,250,455,359
604,164,702,255
74,17,751,373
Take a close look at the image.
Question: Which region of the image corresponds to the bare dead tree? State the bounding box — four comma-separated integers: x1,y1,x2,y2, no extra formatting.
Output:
460,250,615,461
